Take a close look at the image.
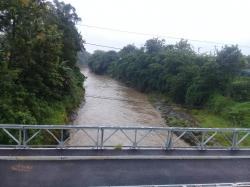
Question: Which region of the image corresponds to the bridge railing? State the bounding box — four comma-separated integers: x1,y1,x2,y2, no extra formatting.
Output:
1,125,250,150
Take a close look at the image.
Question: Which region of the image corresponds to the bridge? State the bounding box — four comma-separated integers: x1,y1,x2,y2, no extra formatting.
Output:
1,125,250,187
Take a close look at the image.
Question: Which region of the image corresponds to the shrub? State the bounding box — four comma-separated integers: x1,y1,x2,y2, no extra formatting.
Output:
230,78,250,101
185,81,210,107
206,94,235,114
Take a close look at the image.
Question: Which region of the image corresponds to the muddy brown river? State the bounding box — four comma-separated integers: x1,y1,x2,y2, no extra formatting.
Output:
68,68,186,147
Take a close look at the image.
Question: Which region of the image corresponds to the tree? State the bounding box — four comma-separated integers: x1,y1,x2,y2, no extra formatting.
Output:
145,38,165,54
87,39,246,109
0,0,85,125
88,50,119,74
119,44,138,57
52,0,84,68
216,45,243,77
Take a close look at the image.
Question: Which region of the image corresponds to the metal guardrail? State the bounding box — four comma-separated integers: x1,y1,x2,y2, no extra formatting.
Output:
99,182,250,187
1,125,250,150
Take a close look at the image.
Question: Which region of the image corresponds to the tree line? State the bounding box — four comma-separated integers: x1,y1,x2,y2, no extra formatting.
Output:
88,38,250,127
0,0,84,125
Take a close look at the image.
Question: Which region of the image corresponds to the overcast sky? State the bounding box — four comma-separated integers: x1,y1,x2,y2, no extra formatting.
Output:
63,0,250,54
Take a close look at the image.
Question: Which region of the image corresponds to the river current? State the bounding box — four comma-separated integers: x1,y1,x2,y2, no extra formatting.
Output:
68,68,186,147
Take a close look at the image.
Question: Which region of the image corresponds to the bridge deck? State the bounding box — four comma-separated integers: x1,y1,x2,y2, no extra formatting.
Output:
1,149,250,187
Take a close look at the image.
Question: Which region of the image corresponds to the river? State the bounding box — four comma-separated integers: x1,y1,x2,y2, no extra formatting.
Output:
68,68,186,147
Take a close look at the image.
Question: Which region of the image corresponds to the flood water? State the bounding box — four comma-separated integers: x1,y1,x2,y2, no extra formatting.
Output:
73,68,165,126
68,68,186,147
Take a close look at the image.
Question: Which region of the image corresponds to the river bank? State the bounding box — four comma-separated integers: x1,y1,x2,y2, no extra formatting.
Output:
149,93,199,127
148,92,238,129
148,92,250,146
148,93,202,145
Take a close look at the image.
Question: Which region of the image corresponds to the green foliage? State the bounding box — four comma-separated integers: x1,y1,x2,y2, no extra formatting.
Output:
88,39,244,107
206,94,250,127
185,80,209,106
167,117,192,127
206,94,235,114
114,144,123,150
230,77,250,101
145,38,165,54
88,38,249,129
191,109,232,128
0,0,85,129
88,50,119,74
216,45,243,78
227,102,250,127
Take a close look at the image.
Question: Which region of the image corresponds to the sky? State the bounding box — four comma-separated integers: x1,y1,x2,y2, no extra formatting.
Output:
63,0,250,54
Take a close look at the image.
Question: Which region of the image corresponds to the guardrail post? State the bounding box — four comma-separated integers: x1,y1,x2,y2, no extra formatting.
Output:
231,131,238,150
23,128,27,148
96,128,100,149
18,129,22,147
132,129,137,149
100,127,104,150
60,129,64,148
200,132,206,150
165,130,173,150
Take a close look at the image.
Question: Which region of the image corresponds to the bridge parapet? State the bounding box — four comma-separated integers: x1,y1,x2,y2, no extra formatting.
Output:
1,125,250,150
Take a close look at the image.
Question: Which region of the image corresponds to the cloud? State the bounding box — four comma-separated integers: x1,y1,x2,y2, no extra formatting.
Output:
63,0,250,54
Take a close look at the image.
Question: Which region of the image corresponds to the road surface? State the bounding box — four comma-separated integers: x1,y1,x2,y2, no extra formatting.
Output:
1,149,250,187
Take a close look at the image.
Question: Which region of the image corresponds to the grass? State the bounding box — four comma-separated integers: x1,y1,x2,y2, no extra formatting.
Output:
43,104,68,124
148,92,250,146
191,109,250,146
229,102,250,128
191,109,235,128
114,144,123,150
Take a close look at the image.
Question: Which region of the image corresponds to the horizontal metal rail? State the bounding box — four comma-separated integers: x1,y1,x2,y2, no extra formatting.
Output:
1,124,250,150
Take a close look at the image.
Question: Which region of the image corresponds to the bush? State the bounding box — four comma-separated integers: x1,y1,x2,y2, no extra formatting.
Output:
206,94,250,127
230,78,250,101
227,102,250,127
206,94,235,114
185,81,210,107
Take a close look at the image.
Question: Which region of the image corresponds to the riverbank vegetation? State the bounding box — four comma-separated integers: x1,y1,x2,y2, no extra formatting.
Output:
87,38,250,129
0,0,84,126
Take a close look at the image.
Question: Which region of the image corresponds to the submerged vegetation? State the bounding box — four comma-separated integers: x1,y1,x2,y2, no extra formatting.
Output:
88,38,250,128
0,0,84,125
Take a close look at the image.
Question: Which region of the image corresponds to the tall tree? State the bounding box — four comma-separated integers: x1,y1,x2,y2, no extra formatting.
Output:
0,0,85,124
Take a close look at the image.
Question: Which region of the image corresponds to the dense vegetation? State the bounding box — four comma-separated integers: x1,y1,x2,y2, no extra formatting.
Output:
77,51,90,67
0,0,85,125
88,39,250,128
